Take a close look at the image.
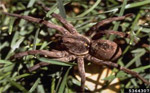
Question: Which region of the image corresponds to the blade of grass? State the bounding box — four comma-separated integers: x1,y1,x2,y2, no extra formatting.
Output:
5,36,25,60
129,10,142,45
8,79,28,93
113,0,127,31
33,28,40,50
109,0,119,5
0,60,12,64
27,0,36,8
0,72,11,80
77,0,101,17
125,49,146,68
55,67,63,91
2,84,11,92
56,0,66,18
58,67,71,93
0,64,14,72
46,2,69,17
29,78,41,93
10,31,19,49
132,65,150,72
125,81,132,88
109,0,127,40
40,41,51,50
37,84,45,93
8,17,15,35
46,4,57,17
108,0,150,13
51,77,56,93
19,11,30,27
13,73,30,80
125,0,150,9
131,79,138,87
18,0,37,27
0,42,9,51
134,53,141,67
131,11,142,31
70,76,81,87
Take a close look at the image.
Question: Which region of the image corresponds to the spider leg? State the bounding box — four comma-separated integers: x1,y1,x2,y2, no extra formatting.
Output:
54,55,76,62
11,50,69,59
28,62,50,72
2,12,70,35
28,55,76,72
92,30,129,39
86,54,150,85
86,13,133,36
37,2,78,34
77,57,86,92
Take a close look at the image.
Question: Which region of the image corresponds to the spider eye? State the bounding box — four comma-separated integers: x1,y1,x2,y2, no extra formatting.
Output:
84,43,90,48
84,43,88,46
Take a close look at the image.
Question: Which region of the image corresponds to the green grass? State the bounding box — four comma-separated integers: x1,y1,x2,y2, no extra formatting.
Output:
0,0,150,92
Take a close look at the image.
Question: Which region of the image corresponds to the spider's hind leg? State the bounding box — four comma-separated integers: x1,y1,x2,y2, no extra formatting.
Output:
86,13,133,36
92,30,128,40
86,54,150,85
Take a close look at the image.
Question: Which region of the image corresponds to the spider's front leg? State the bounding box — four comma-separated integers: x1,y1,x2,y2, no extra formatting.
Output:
11,50,69,71
12,50,76,72
85,54,150,85
2,12,70,35
11,50,69,59
29,54,76,72
77,57,86,92
36,1,78,34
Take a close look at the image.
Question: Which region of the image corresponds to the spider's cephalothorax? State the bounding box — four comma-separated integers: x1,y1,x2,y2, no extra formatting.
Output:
3,4,150,92
61,34,90,56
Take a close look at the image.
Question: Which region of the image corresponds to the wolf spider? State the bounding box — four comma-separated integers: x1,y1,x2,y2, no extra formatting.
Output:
3,4,150,92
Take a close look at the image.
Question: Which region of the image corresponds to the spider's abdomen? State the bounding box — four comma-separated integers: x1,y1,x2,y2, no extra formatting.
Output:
90,40,122,61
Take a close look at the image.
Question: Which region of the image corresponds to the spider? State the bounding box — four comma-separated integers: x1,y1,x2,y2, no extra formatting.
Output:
3,4,150,92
